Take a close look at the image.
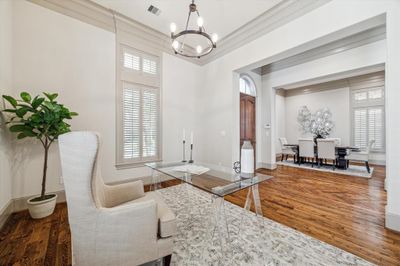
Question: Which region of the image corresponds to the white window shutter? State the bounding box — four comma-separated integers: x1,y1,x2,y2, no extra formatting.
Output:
123,52,140,71
143,58,157,75
354,108,367,149
123,86,141,159
368,107,383,150
142,89,159,158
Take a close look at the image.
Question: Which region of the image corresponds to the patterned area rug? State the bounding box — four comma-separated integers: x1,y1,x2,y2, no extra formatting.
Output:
277,161,373,178
157,184,373,266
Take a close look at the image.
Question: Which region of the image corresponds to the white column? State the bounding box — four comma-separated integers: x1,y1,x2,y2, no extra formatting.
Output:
385,0,400,232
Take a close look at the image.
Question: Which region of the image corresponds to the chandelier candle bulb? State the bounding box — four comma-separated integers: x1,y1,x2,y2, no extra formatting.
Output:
172,40,179,49
197,17,204,27
212,33,218,43
170,22,177,33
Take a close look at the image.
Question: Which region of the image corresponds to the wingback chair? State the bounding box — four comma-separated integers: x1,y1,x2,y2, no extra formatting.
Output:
58,131,176,266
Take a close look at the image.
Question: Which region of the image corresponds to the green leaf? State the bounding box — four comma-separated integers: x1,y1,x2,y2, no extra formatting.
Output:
16,108,28,118
17,133,27,139
43,92,58,102
70,112,78,116
3,109,16,113
10,124,30,132
32,97,45,109
20,92,31,103
23,130,37,137
2,95,17,108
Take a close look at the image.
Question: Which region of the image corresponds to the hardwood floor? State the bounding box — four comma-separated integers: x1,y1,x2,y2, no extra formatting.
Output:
1,164,399,265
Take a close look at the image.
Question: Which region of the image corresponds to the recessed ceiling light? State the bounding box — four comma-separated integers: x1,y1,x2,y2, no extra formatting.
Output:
147,5,161,16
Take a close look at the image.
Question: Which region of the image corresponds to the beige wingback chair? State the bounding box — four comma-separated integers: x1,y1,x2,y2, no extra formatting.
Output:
58,131,176,266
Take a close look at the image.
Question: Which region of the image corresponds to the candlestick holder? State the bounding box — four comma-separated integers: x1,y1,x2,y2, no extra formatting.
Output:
188,144,194,163
182,140,187,162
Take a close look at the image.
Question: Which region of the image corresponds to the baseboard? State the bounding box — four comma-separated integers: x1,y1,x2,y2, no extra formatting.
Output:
0,200,14,229
257,162,277,170
385,207,400,233
12,190,66,213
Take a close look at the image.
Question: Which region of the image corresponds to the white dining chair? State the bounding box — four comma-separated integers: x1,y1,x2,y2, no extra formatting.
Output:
298,138,316,167
331,138,341,146
346,140,375,173
317,138,338,170
279,137,296,162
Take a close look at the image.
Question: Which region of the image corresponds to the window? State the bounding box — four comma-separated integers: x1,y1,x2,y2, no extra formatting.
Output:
351,85,385,152
117,46,161,166
239,75,256,96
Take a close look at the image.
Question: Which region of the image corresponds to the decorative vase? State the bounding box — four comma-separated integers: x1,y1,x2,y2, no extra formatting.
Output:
27,194,57,219
240,141,254,178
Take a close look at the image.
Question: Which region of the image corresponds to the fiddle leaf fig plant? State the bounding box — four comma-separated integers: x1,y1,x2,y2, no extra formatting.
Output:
2,92,78,201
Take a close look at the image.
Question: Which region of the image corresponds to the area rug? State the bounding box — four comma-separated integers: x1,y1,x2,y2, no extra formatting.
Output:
276,161,373,178
157,184,373,266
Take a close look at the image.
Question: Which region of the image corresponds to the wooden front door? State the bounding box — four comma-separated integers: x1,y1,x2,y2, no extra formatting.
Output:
240,93,256,161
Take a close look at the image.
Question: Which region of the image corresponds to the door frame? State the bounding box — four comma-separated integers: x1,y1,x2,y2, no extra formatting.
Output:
235,73,260,167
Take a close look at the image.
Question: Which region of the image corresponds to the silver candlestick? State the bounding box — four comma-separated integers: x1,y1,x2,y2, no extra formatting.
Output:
182,140,187,162
188,144,194,163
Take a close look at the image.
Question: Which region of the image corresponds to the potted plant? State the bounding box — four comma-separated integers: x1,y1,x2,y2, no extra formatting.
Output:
2,92,77,219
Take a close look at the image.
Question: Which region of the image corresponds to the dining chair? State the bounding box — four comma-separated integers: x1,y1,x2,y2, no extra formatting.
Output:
346,140,375,173
317,138,338,170
298,138,316,167
331,138,341,146
59,131,176,266
279,137,296,162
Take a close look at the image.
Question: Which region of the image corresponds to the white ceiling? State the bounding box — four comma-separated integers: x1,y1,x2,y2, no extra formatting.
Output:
92,0,283,45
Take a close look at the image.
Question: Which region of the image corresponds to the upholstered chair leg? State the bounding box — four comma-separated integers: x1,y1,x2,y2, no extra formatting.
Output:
365,161,370,173
281,154,284,161
164,254,172,266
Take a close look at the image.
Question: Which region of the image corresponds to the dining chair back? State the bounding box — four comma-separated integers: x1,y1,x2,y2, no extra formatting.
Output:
298,138,315,167
317,139,337,160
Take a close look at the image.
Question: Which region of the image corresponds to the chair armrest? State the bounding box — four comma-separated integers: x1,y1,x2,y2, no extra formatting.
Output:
104,180,145,208
94,200,159,264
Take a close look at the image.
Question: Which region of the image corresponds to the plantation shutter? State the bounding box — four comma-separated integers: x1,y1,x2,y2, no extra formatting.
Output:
118,45,161,166
368,107,384,150
354,108,367,149
350,72,385,152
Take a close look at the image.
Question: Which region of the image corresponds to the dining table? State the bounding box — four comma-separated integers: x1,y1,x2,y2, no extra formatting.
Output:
283,144,360,170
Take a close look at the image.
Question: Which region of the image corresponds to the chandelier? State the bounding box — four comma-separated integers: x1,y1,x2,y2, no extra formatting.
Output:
170,0,218,58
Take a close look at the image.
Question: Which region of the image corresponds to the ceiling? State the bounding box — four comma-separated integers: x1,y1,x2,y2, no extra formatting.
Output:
91,0,283,47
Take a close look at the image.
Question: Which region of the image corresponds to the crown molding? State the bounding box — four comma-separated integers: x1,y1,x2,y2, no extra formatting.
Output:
28,0,330,66
197,0,332,65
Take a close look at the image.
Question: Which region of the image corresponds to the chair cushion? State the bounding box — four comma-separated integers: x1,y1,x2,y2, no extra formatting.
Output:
123,192,177,238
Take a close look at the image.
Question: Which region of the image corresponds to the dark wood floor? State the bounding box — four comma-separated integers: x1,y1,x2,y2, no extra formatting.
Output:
1,164,399,265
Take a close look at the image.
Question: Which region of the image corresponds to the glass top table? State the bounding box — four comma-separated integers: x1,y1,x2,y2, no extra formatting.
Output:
146,162,272,261
145,161,272,197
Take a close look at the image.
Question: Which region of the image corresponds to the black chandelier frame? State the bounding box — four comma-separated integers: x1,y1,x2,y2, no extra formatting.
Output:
171,1,217,59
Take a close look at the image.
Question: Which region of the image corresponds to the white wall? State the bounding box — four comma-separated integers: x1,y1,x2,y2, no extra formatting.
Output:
284,88,350,144
9,0,202,198
0,0,13,211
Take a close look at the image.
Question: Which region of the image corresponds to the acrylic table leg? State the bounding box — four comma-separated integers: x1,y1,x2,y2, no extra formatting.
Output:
201,195,232,263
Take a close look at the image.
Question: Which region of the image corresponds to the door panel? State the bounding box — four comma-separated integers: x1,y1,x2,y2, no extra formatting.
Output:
240,93,256,164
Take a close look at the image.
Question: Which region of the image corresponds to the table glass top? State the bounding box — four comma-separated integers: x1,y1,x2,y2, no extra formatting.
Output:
145,162,272,197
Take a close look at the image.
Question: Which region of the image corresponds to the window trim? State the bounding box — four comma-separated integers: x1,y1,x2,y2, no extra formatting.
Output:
116,43,162,168
350,86,385,153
